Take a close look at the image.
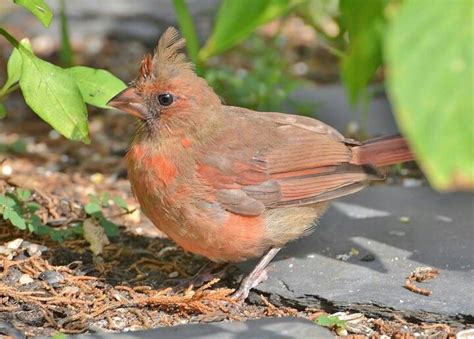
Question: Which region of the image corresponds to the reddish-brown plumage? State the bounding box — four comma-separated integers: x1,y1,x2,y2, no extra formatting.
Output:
109,27,415,298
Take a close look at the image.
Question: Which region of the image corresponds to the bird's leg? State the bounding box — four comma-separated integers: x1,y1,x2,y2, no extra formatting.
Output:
166,261,229,291
232,247,281,300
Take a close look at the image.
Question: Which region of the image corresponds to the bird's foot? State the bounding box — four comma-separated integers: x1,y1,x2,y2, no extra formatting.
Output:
231,247,281,301
231,268,269,301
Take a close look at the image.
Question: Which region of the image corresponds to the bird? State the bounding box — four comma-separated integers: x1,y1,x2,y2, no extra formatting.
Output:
108,27,414,300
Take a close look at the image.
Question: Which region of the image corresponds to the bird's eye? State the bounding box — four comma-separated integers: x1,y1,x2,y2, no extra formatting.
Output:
158,93,174,106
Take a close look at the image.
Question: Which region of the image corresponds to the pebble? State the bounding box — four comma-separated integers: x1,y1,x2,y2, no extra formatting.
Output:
7,238,23,250
1,164,13,176
38,270,64,286
19,274,34,285
399,216,411,223
168,271,179,278
360,253,376,262
457,329,474,339
389,230,406,237
21,241,48,257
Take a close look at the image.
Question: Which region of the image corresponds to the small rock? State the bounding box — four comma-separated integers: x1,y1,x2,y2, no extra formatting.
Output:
336,248,359,261
389,230,406,237
23,243,48,257
402,178,423,187
0,319,26,339
110,316,127,330
12,253,28,261
335,327,348,336
399,216,411,223
15,305,45,326
18,274,34,285
457,329,474,339
38,270,64,286
360,253,376,262
3,267,23,285
336,253,351,261
168,271,179,278
1,164,13,176
7,238,24,250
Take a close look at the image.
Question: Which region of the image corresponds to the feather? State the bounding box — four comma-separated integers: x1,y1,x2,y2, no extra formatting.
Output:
152,27,193,79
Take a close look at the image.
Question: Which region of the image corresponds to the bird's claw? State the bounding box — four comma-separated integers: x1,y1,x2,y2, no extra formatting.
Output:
231,268,268,301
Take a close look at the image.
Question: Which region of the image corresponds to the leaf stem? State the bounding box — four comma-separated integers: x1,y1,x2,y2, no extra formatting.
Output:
59,0,74,67
0,28,20,48
0,83,20,101
171,0,203,74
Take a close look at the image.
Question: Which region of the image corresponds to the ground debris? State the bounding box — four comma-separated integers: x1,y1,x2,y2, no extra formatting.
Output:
0,237,299,336
404,266,440,296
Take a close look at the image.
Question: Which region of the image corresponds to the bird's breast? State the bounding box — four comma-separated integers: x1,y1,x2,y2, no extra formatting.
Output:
126,143,269,262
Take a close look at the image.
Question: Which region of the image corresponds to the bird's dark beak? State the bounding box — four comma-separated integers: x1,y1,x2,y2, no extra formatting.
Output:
107,87,146,120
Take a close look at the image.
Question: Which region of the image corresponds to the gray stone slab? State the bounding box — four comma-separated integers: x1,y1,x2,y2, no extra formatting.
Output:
290,84,399,136
239,186,474,324
76,317,332,339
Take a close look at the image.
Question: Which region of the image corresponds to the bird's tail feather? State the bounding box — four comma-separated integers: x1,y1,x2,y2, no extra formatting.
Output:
350,135,415,167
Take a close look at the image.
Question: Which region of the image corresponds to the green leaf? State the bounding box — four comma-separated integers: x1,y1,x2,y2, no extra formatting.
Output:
4,208,26,229
65,66,126,109
18,47,90,143
100,192,110,207
199,0,297,60
50,230,67,242
14,0,53,27
84,202,102,215
27,215,44,233
172,0,201,71
385,0,473,190
315,315,347,329
16,188,31,202
0,194,16,208
0,104,6,119
99,218,119,237
9,139,27,154
52,332,68,339
112,195,128,211
340,0,386,105
26,202,41,213
1,38,32,96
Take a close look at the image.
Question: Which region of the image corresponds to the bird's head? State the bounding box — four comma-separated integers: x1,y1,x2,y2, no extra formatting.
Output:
108,27,220,132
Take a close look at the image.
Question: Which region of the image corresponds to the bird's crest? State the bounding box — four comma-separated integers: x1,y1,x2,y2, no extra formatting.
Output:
138,27,194,81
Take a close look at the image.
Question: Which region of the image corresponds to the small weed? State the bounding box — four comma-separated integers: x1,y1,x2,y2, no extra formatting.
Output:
204,34,306,113
0,188,130,242
315,314,347,334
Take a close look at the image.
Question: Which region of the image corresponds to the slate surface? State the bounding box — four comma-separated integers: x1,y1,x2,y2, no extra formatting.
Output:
76,317,332,339
289,84,399,136
239,186,474,324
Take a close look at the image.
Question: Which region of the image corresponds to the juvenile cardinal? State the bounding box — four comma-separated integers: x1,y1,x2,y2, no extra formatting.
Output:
108,27,414,299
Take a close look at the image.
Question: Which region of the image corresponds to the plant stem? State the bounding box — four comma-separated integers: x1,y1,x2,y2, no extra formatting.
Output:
0,28,20,48
171,0,203,74
0,83,20,101
59,0,74,67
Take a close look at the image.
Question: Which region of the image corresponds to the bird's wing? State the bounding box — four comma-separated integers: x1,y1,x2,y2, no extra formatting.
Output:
196,108,379,216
